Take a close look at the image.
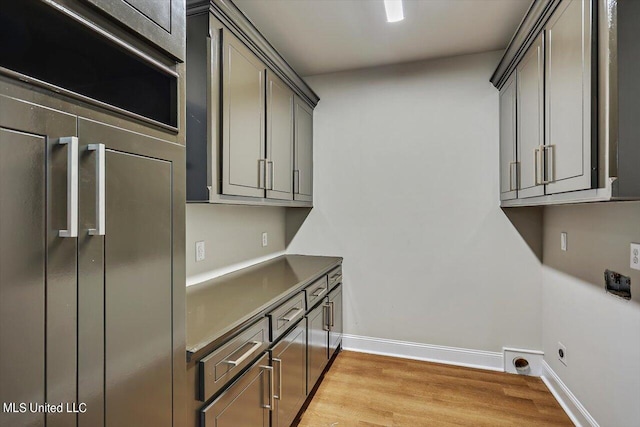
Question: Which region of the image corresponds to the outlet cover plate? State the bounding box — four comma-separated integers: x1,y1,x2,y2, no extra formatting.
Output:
262,232,268,247
631,243,640,271
558,342,567,366
196,241,205,262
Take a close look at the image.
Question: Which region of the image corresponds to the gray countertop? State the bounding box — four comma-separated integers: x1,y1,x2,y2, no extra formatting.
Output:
186,254,342,358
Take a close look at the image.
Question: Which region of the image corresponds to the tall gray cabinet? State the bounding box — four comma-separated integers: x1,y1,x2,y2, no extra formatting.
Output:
0,1,185,427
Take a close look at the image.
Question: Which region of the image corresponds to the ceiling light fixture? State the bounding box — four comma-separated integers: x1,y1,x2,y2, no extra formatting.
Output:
384,0,404,23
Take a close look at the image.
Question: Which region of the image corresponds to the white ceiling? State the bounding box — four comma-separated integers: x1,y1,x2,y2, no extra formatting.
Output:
233,0,532,76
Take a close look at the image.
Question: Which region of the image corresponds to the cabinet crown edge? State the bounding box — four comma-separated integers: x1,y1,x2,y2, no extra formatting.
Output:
187,0,319,108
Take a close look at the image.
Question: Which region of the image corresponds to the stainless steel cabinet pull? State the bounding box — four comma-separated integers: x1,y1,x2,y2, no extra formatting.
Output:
59,137,78,238
224,341,262,366
322,302,331,332
88,143,106,236
509,162,518,191
258,159,266,189
280,307,303,322
293,169,300,194
535,144,555,185
261,365,274,410
272,358,282,400
543,145,555,184
267,160,274,190
329,301,335,328
534,146,542,186
311,287,324,298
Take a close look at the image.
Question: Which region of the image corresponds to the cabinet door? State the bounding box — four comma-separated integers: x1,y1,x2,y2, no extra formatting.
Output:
266,71,294,201
272,321,306,427
545,0,594,194
307,302,329,391
201,353,271,427
517,33,546,198
222,28,267,198
0,94,78,427
499,73,518,201
294,96,313,202
328,285,343,358
80,0,186,61
77,119,176,427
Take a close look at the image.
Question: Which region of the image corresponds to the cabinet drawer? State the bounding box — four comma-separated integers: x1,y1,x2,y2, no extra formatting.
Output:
304,276,328,310
327,266,342,290
201,352,271,427
269,292,305,342
198,317,269,402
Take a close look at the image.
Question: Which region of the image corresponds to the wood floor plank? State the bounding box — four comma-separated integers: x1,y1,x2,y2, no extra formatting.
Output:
296,351,573,427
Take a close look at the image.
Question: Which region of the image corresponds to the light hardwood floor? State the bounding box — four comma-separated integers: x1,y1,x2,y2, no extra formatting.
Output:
296,351,572,427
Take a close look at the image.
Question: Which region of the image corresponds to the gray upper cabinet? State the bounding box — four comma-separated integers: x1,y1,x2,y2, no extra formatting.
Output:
499,73,517,201
294,96,314,202
222,28,267,198
82,0,186,61
516,32,545,199
544,0,593,195
186,6,318,206
266,71,295,201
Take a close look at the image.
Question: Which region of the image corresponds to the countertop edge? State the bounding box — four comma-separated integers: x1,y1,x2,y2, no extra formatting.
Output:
186,256,342,362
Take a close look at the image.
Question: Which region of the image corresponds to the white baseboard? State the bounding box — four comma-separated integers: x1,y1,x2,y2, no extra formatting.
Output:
541,360,599,427
342,334,503,372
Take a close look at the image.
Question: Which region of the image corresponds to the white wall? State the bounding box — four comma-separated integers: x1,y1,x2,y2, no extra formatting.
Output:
288,51,542,352
186,205,286,284
542,203,640,427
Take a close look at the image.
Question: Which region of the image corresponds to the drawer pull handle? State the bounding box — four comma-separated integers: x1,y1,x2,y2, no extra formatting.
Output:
224,341,262,367
310,287,325,298
280,307,303,322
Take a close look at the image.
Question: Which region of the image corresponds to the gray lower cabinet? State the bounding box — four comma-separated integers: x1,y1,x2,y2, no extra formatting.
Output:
294,96,314,203
201,353,272,427
0,94,78,427
78,0,186,60
271,320,307,427
544,0,594,195
306,301,329,391
516,32,545,199
499,73,517,201
328,285,343,359
222,27,267,198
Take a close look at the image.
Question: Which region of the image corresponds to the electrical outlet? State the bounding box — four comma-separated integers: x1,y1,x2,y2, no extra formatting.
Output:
560,232,568,251
631,243,640,271
261,232,268,247
558,342,567,366
196,241,205,262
